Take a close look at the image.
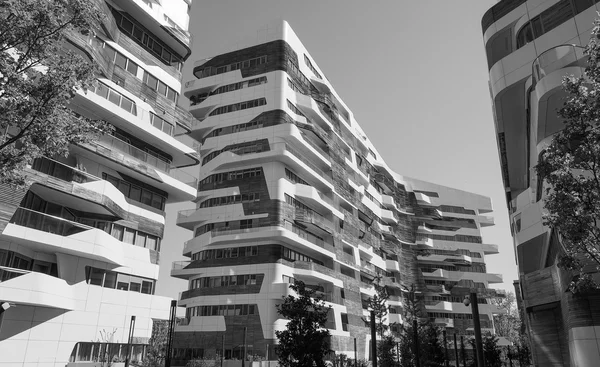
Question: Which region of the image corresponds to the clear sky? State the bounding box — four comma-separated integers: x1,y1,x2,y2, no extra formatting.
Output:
155,0,518,299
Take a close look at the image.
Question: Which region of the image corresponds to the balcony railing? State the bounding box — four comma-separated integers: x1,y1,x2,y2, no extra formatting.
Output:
532,44,585,87
0,265,31,283
31,157,101,184
172,261,193,271
10,207,93,237
94,135,197,188
294,208,333,233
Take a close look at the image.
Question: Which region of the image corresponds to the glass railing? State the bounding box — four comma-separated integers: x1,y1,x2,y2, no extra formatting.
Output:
0,265,31,282
294,208,333,232
280,142,333,184
172,261,193,270
10,207,93,237
31,157,101,184
95,135,198,187
532,44,585,87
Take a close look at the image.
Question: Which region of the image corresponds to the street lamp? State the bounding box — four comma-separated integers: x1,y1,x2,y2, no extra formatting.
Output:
0,302,11,336
463,293,484,367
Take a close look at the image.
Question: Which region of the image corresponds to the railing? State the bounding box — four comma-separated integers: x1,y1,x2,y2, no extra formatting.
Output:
532,44,585,87
10,207,93,237
294,208,333,233
172,261,193,270
31,157,101,184
174,134,201,155
299,133,329,159
0,265,31,282
95,135,198,187
189,222,331,250
280,143,333,184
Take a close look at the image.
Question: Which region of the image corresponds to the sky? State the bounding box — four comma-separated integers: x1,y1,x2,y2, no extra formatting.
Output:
154,0,518,299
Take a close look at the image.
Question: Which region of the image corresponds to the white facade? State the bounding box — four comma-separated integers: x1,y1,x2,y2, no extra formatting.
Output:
170,21,505,364
0,0,197,366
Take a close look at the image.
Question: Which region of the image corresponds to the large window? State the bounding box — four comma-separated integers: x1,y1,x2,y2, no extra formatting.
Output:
150,112,175,136
190,77,267,106
143,71,178,102
111,7,183,71
103,173,167,211
86,266,155,294
195,56,268,79
79,219,160,251
201,140,270,165
186,304,257,318
209,98,266,117
92,82,136,115
304,54,322,79
198,167,261,186
199,193,260,208
190,274,259,289
191,245,258,261
516,0,593,49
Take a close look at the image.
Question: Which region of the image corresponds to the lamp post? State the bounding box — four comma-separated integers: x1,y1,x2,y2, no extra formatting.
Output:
463,292,484,367
165,300,177,367
124,316,136,367
0,302,10,338
370,310,377,367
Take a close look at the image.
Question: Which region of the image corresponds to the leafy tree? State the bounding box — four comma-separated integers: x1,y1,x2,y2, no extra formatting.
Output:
491,292,520,343
482,335,502,367
377,334,398,367
490,292,532,365
275,280,332,367
397,285,445,367
535,19,600,293
363,275,390,336
0,0,112,186
136,320,169,367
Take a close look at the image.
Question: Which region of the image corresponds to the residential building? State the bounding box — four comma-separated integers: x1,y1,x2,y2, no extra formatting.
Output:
0,0,197,366
482,1,600,366
171,20,503,364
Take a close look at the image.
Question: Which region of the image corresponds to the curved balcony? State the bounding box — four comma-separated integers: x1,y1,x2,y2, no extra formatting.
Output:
179,221,335,261
0,268,76,310
77,134,197,201
532,44,586,88
294,208,333,235
74,87,199,167
199,142,333,190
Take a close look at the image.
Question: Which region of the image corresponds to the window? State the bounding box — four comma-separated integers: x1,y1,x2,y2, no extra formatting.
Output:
515,0,589,50
304,54,322,79
111,7,182,70
209,98,267,116
86,268,153,294
103,173,166,210
195,56,268,79
191,246,258,261
284,168,308,185
93,82,136,115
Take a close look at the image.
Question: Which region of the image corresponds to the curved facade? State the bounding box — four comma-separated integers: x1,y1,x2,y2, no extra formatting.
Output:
0,1,198,366
482,1,600,366
171,21,504,364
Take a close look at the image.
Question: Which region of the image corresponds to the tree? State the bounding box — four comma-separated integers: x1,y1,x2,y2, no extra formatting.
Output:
363,275,399,366
535,19,600,293
0,0,112,186
482,335,502,367
491,292,519,343
398,285,445,367
275,280,332,367
95,328,118,367
490,291,532,365
136,320,169,367
364,275,390,336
